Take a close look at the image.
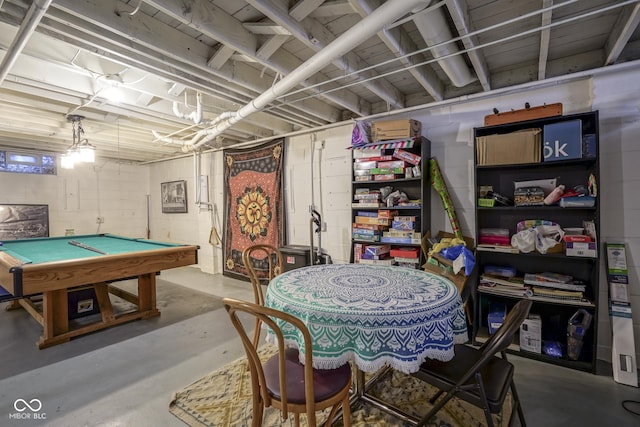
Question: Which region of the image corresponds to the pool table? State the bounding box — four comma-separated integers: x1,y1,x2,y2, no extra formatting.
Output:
0,233,199,348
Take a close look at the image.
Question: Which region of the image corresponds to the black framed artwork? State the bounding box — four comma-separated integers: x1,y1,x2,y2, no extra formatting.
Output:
0,204,49,239
161,180,188,213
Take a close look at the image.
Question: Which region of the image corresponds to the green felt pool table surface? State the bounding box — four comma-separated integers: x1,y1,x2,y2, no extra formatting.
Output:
0,233,199,297
0,234,185,264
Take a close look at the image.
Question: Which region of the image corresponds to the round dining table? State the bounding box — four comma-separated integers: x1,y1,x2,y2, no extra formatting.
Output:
264,263,468,375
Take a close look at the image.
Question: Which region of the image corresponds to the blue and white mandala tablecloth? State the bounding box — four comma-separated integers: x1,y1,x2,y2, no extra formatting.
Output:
264,263,468,374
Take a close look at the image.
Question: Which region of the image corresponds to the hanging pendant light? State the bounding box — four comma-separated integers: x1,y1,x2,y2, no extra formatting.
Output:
63,115,96,168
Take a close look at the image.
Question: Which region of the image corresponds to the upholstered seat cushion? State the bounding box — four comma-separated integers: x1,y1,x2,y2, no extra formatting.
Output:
413,344,514,412
264,348,352,404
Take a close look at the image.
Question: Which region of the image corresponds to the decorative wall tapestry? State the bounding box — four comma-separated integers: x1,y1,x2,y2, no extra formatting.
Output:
223,139,285,281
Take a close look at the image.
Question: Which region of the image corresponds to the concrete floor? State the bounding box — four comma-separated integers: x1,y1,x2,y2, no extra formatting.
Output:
0,266,638,426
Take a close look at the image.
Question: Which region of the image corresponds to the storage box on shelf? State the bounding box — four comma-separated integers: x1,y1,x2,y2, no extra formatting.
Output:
372,119,422,141
351,136,430,267
473,111,600,373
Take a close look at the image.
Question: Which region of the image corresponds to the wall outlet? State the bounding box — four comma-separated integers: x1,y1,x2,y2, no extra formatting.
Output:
96,217,104,224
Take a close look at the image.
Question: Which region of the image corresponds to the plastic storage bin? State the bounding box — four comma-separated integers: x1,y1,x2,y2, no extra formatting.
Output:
279,245,312,272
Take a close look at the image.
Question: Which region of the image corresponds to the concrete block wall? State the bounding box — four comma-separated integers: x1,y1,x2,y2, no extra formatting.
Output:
0,160,149,238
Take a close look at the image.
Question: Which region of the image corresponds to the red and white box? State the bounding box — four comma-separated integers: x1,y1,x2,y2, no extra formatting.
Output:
390,247,420,258
393,148,422,165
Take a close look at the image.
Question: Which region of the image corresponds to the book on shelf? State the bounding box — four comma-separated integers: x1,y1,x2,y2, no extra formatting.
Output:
480,274,526,288
531,294,594,306
477,244,520,253
523,273,586,291
478,282,533,297
532,286,584,300
535,271,573,283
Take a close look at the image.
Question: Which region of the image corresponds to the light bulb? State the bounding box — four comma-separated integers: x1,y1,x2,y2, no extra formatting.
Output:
79,145,95,163
61,153,75,169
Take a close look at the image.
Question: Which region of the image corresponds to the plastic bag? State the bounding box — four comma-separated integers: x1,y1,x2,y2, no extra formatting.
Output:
511,224,564,254
511,228,536,253
534,224,564,254
440,245,475,276
351,121,371,146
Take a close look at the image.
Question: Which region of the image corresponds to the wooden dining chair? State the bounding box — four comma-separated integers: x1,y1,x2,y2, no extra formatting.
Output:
223,298,352,427
412,299,532,427
242,244,284,347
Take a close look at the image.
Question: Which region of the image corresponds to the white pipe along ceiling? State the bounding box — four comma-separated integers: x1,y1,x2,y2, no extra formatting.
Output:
192,0,433,149
0,0,638,163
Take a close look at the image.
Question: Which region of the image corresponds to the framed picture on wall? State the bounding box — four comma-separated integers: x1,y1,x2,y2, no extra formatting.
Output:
161,180,188,213
0,204,49,239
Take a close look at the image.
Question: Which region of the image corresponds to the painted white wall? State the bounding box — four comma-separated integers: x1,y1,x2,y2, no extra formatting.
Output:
147,151,226,275
285,127,353,264
0,160,149,237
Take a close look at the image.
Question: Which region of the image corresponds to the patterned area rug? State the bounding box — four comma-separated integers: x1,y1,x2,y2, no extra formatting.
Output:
169,346,509,426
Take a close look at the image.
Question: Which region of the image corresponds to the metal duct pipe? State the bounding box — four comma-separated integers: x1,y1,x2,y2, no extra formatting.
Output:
0,0,53,85
413,3,476,87
192,0,427,149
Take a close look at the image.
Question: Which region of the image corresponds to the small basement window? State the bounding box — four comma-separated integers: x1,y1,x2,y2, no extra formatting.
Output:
0,148,57,175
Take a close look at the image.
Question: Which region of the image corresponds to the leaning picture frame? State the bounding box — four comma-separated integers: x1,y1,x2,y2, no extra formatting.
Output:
161,180,188,213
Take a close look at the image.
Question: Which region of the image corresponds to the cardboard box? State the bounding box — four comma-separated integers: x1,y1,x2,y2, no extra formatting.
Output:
543,120,582,161
520,314,542,353
365,244,391,256
372,119,421,141
422,231,476,293
374,174,400,181
488,302,507,334
476,129,542,166
393,148,421,165
377,210,398,219
565,241,597,257
390,247,419,258
391,220,417,231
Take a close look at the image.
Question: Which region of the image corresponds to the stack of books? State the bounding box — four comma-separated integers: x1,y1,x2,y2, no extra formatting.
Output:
479,269,592,306
523,272,588,303
478,273,531,297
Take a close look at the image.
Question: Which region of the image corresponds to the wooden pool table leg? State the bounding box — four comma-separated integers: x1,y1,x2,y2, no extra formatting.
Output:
137,272,159,316
38,289,70,349
93,283,115,323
